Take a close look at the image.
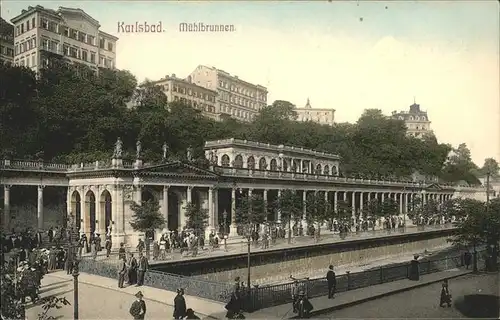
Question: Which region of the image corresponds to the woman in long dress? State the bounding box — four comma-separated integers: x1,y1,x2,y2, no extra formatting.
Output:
439,280,452,307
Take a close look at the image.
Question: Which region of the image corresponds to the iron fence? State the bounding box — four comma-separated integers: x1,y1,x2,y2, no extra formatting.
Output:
78,257,232,302
248,250,486,310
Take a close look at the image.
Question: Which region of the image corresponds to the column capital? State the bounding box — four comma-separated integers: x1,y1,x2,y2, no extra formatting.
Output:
38,185,45,190
187,186,193,191
4,184,12,190
163,185,170,191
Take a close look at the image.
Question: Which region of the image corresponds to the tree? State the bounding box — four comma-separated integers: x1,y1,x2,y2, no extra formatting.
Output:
420,199,441,225
380,198,399,228
274,189,303,243
336,200,352,225
184,202,209,236
362,198,383,230
129,200,166,258
305,192,331,241
235,194,268,237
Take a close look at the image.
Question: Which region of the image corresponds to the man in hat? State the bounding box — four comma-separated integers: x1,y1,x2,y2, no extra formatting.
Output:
409,255,420,281
136,252,149,286
173,288,187,319
129,291,146,319
326,265,336,299
118,255,127,288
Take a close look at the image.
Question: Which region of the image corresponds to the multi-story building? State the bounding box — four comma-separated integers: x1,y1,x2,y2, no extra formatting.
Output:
391,101,432,138
294,98,335,126
10,5,118,73
188,65,268,122
0,18,14,65
151,74,219,121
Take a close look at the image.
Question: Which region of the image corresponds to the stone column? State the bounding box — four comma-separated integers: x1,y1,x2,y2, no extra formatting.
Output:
351,191,356,218
111,186,118,236
96,188,103,235
3,185,11,230
404,193,409,213
213,188,219,229
277,189,282,222
187,186,192,204
381,192,385,202
162,186,169,229
333,191,338,213
343,191,347,202
80,190,86,236
230,188,237,235
37,185,44,230
263,189,268,215
302,190,307,228
359,192,364,212
399,193,404,214
208,187,214,231
135,185,142,205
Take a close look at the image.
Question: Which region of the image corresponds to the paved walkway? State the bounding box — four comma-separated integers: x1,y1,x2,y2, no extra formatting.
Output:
86,225,453,265
250,268,472,319
43,271,225,319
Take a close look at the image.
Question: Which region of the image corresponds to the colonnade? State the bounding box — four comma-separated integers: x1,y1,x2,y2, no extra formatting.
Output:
1,184,455,238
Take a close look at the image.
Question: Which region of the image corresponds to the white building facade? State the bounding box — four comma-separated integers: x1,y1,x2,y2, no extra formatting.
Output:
11,5,118,73
294,98,335,126
1,139,485,248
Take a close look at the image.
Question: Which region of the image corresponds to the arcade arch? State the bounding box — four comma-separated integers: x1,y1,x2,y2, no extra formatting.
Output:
100,189,112,234
233,155,243,168
70,191,81,230
85,190,96,234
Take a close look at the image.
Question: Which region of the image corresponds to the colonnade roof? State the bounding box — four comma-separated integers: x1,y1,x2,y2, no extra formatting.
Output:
204,138,341,160
0,159,483,192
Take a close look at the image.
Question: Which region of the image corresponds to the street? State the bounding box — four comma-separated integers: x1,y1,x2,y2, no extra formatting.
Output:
25,273,176,320
319,272,499,319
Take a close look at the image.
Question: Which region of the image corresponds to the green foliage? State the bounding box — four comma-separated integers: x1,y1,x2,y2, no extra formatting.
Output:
184,202,209,235
362,198,383,224
235,194,268,232
274,189,303,225
305,192,330,225
380,198,398,217
336,199,352,223
38,296,71,320
0,62,490,184
129,200,166,232
449,198,487,247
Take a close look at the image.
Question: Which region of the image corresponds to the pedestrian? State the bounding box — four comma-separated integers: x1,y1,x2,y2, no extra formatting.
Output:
118,256,127,288
225,277,242,318
127,253,138,285
185,308,200,319
464,251,472,270
48,227,53,243
439,279,452,307
91,241,98,260
118,242,126,260
409,255,420,281
152,241,159,260
136,252,148,286
105,237,112,258
173,288,187,319
326,265,336,299
137,239,145,254
291,280,300,313
129,291,146,319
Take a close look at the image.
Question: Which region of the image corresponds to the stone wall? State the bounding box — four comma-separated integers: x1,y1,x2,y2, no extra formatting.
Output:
196,235,450,284
6,204,66,232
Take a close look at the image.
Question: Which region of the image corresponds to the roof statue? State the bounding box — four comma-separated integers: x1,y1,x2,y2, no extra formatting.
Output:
305,98,312,109
113,137,123,159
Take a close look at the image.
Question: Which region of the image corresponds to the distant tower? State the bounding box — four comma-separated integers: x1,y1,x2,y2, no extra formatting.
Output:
391,100,432,138
305,98,312,108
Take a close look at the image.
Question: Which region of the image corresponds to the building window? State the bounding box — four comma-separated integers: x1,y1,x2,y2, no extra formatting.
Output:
69,47,78,58
90,52,96,63
107,42,113,51
32,17,36,28
26,20,30,30
31,38,36,49
79,32,86,42
63,44,70,56
99,38,105,49
42,39,49,50
16,26,20,36
31,54,35,66
41,19,48,29
82,50,88,61
88,35,95,46
20,24,24,33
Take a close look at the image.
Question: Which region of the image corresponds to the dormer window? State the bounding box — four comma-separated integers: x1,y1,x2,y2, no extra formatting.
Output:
415,116,420,120
398,116,404,120
409,116,414,120
422,116,426,121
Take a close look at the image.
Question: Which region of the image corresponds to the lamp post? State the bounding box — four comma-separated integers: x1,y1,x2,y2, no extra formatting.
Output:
67,213,80,319
246,223,251,292
222,210,228,252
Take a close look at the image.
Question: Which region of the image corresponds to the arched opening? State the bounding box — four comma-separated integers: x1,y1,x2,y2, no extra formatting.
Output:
324,165,330,175
259,157,267,170
71,191,81,231
168,192,179,231
270,159,278,171
141,189,156,203
221,154,230,167
283,159,288,171
85,190,96,234
100,190,112,234
332,166,338,176
233,155,243,168
315,164,322,174
292,160,300,172
247,156,255,170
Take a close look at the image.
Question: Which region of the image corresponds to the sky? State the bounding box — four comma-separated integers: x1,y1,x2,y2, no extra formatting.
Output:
2,1,499,166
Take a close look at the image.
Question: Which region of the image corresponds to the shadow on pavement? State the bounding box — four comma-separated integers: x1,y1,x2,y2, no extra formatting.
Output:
39,283,69,294
454,294,500,319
